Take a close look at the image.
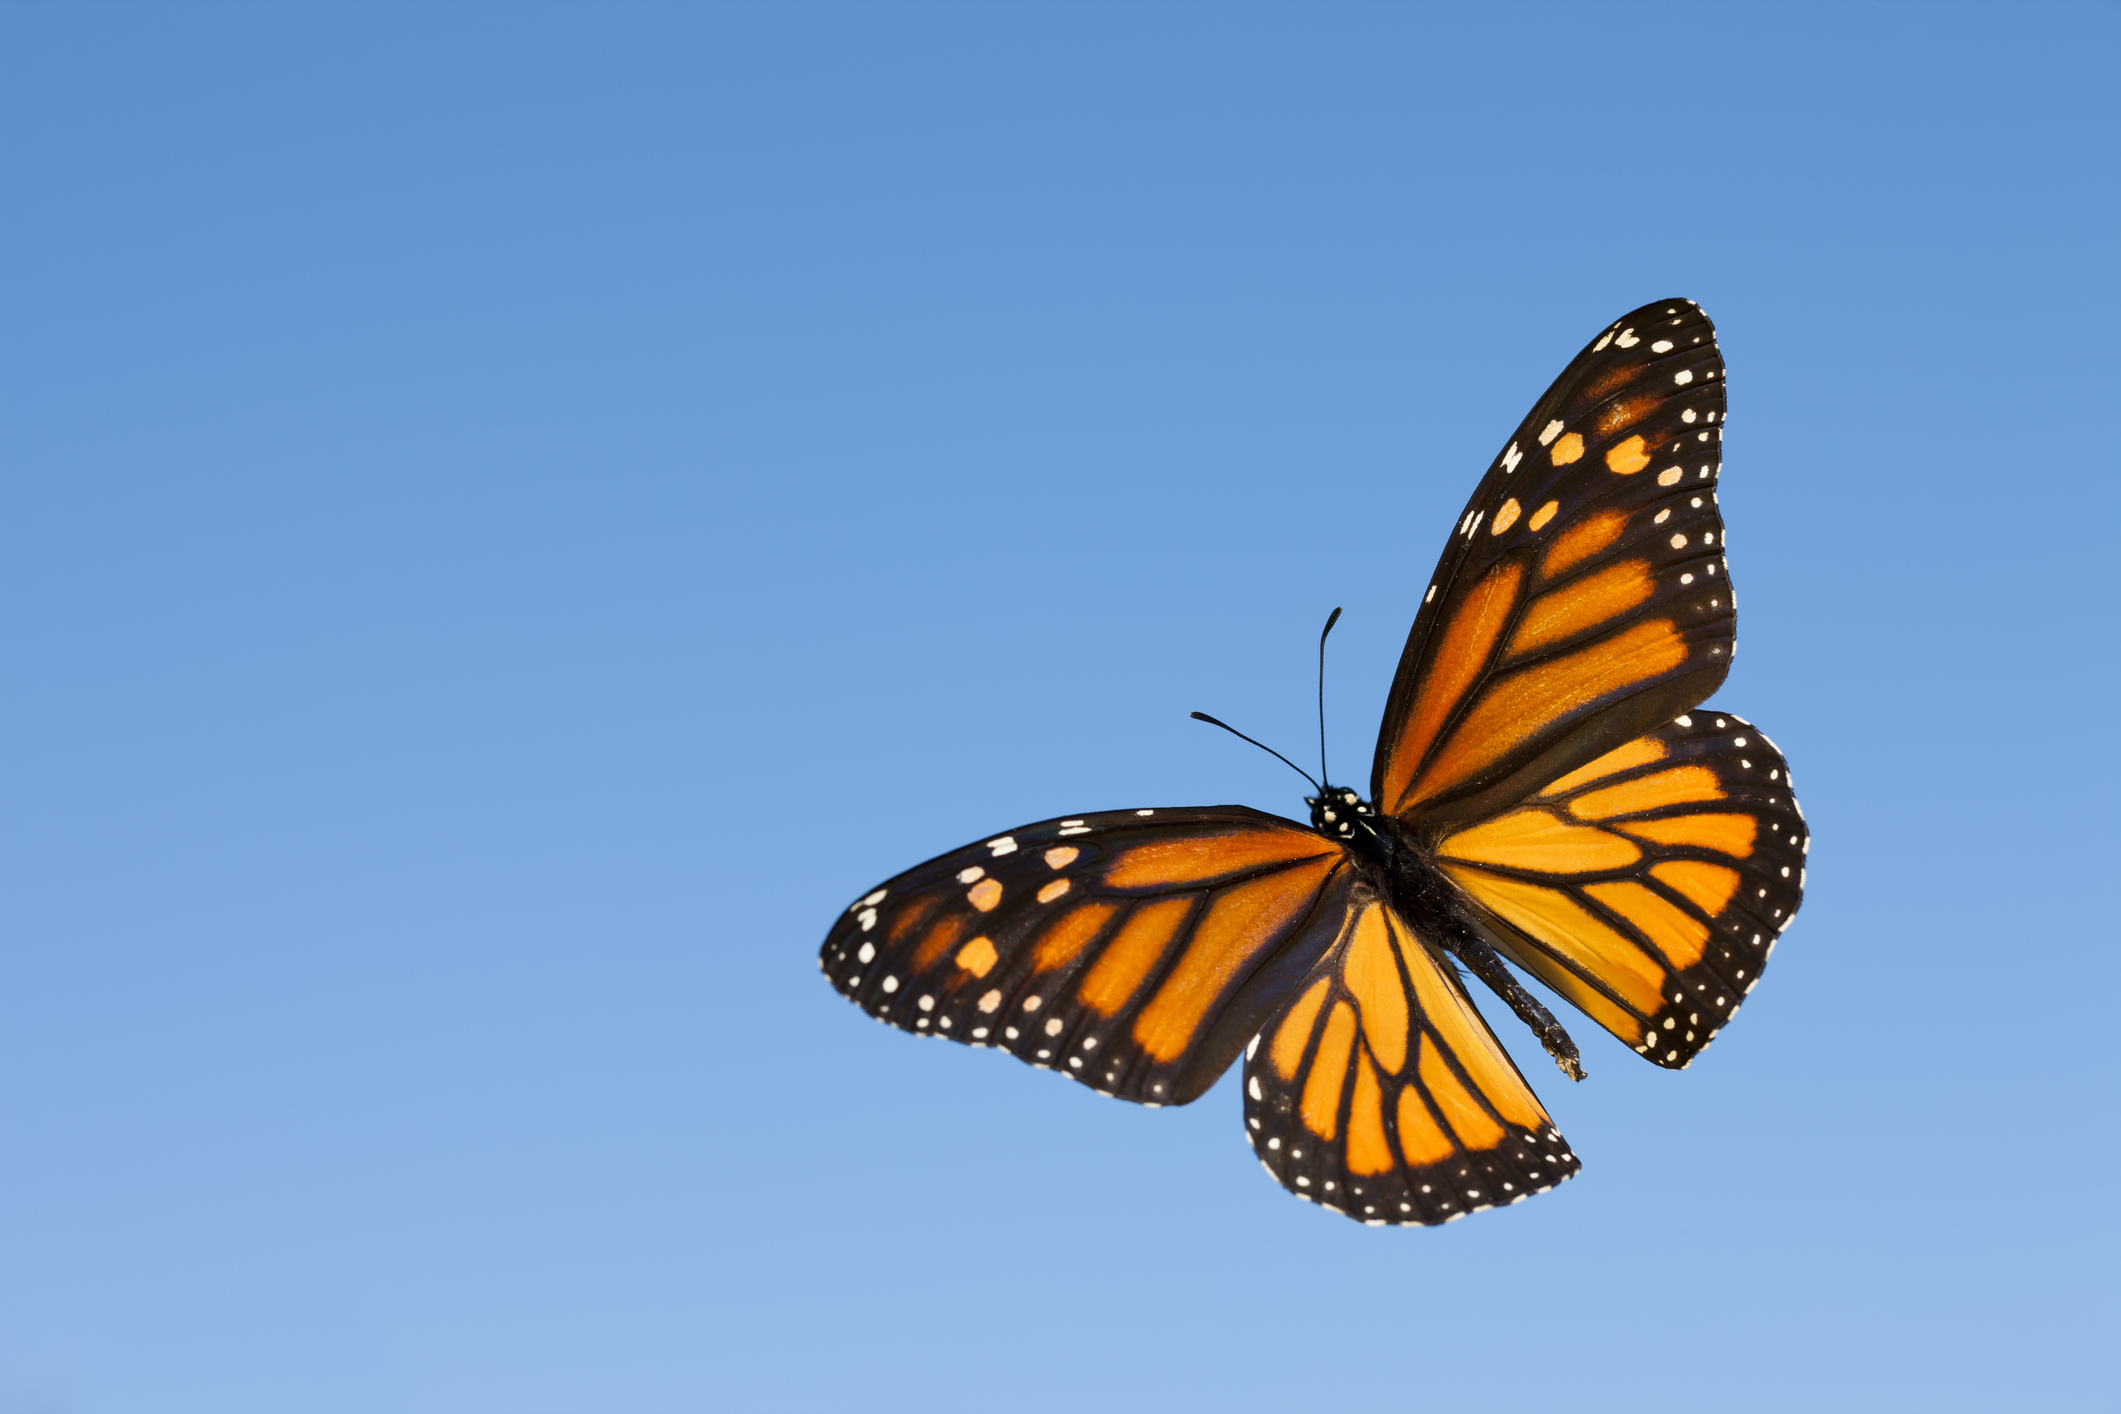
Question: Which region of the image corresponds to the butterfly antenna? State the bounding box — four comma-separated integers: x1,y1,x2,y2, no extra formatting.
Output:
1318,606,1341,788
1189,712,1322,793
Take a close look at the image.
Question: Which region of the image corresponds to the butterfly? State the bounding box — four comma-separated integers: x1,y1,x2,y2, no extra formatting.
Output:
818,298,1806,1225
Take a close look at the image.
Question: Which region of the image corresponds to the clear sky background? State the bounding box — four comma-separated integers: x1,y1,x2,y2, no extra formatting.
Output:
4,4,2117,1412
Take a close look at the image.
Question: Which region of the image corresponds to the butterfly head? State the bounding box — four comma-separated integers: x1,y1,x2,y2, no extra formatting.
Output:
1306,786,1375,842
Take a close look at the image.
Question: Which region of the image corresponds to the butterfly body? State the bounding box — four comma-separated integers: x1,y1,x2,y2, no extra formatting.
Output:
821,298,1807,1225
1306,790,1490,1010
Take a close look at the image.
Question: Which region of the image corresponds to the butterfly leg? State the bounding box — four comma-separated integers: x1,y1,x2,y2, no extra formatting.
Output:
1441,928,1586,1081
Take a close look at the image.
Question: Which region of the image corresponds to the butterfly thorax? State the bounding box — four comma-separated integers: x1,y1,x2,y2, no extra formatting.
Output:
1305,785,1376,843
1309,785,1490,955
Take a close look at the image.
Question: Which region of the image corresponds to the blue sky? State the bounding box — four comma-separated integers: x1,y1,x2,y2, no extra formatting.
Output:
3,4,2116,1411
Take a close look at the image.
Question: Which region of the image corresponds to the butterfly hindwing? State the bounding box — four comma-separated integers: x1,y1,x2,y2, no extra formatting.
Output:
1373,298,1736,830
1432,712,1807,1068
1242,890,1579,1224
820,808,1355,1106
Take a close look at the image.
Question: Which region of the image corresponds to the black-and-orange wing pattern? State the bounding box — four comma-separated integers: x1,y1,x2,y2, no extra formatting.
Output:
1373,299,1736,830
1242,889,1578,1224
819,808,1355,1107
1433,712,1807,1068
820,296,1807,1228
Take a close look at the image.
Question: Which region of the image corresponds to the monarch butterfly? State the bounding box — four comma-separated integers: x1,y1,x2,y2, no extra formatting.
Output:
819,298,1806,1225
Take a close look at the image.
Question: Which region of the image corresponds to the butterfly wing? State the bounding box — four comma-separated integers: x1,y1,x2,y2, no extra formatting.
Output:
820,808,1357,1106
1373,298,1735,831
1242,888,1579,1224
1431,712,1807,1068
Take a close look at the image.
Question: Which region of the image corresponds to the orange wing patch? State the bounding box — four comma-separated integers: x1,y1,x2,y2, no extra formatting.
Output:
911,912,972,970
1240,895,1578,1225
1300,1002,1359,1139
954,936,1000,977
1433,712,1809,1069
1650,859,1743,915
1539,734,1667,794
1404,619,1687,810
1539,509,1630,581
1133,855,1339,1061
1597,393,1661,436
1106,830,1336,889
1395,1084,1457,1165
1436,809,1641,873
1419,1036,1504,1149
885,895,942,944
1584,881,1709,968
1034,900,1122,974
1269,975,1333,1080
1618,811,1756,855
1345,1060,1395,1175
1577,360,1642,404
1604,435,1652,475
1341,907,1409,1073
1505,560,1656,659
1075,897,1185,1013
1571,765,1723,819
1377,563,1525,812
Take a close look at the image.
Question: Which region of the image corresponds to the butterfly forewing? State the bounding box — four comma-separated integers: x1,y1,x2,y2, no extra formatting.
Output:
1373,299,1736,830
1242,893,1579,1224
820,808,1355,1106
1433,712,1807,1068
